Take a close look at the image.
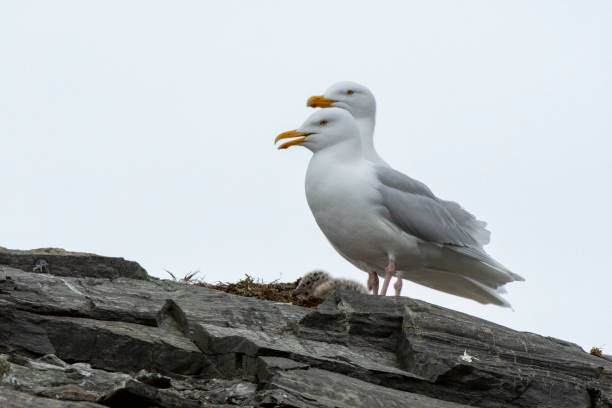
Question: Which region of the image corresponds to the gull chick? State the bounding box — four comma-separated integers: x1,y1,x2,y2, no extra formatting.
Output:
292,270,368,298
275,108,523,307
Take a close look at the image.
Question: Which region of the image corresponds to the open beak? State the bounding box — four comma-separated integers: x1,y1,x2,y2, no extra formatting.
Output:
274,129,312,150
307,95,336,108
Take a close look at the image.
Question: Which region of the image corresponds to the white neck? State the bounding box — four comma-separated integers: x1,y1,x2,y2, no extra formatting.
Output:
355,116,387,165
311,138,362,162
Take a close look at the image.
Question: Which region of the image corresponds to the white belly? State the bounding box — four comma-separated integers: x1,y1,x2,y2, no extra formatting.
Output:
305,155,424,273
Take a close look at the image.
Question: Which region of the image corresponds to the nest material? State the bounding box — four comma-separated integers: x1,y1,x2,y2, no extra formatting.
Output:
194,275,325,308
590,347,603,357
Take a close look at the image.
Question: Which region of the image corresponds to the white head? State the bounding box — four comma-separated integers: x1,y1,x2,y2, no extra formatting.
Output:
307,81,376,120
274,108,360,153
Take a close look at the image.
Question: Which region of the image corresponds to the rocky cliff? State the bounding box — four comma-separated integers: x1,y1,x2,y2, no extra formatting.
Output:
0,247,610,407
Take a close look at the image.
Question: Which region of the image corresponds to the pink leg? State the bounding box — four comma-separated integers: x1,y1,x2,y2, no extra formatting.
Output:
394,277,402,296
380,259,395,296
367,271,379,295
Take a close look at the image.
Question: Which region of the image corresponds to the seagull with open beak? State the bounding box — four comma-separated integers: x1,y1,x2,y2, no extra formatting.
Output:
274,106,523,306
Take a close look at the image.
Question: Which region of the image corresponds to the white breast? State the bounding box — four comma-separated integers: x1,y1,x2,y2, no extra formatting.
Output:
304,152,421,273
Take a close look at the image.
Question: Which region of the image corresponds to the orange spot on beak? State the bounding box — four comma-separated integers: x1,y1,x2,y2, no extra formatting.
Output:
307,95,337,108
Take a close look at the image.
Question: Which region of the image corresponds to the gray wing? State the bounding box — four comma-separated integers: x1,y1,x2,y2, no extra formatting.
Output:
376,166,478,247
440,199,490,246
376,166,524,283
375,165,437,199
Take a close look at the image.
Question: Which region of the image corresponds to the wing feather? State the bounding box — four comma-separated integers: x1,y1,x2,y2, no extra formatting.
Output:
376,166,490,247
376,167,477,247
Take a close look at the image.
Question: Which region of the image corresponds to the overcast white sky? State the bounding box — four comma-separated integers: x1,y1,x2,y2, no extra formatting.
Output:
1,1,610,352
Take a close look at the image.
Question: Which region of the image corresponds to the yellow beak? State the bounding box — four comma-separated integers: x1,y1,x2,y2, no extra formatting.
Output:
307,95,337,108
274,129,311,150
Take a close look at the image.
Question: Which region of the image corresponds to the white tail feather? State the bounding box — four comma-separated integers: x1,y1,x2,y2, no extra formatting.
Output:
399,268,512,307
428,246,523,291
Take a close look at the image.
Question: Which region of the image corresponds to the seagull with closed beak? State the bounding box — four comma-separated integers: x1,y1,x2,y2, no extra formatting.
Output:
275,107,523,307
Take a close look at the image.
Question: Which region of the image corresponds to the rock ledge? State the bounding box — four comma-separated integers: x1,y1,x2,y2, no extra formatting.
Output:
1,249,610,407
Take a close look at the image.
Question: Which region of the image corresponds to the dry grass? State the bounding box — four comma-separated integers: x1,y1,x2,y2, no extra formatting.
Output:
165,269,201,283
193,275,326,308
590,347,603,357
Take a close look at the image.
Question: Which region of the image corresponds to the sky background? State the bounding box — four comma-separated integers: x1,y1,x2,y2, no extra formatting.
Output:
1,1,610,352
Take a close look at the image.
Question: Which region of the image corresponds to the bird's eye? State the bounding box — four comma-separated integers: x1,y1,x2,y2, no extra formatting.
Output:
347,90,354,95
319,120,328,126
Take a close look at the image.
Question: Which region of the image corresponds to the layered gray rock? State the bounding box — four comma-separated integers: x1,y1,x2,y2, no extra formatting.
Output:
0,247,147,280
0,248,610,407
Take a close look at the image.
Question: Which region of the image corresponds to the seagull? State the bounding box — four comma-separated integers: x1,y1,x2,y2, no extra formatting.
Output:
307,82,386,165
275,107,523,307
307,81,520,299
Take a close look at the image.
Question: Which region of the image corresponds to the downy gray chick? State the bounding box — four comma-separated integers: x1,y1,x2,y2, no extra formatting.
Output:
292,270,368,298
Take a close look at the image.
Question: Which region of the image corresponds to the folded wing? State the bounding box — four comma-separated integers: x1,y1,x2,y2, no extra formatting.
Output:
374,166,524,301
376,166,485,247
